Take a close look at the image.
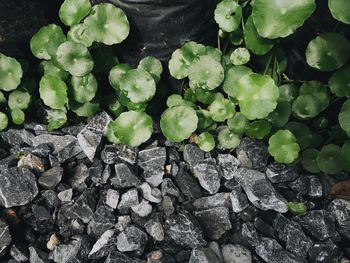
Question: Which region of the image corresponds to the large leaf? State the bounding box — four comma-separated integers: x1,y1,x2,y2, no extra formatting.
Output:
0,53,23,91
59,0,91,26
306,33,350,71
39,75,68,109
252,0,316,39
328,0,350,24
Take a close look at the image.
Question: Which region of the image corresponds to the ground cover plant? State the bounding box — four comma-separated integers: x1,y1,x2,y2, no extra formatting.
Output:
0,0,350,175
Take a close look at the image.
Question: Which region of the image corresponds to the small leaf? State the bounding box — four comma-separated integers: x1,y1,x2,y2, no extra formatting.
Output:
302,148,320,173
196,132,215,152
39,75,68,109
209,98,235,122
292,94,322,119
339,99,350,136
0,53,23,91
197,109,214,130
109,63,132,90
59,0,91,26
56,41,94,77
328,0,350,24
288,202,307,216
11,108,25,125
0,112,8,131
70,73,98,103
306,33,350,71
329,65,350,98
246,120,272,139
218,127,241,149
268,130,300,164
227,112,248,135
316,144,342,174
214,0,242,32
230,48,250,65
30,24,66,60
8,90,31,110
137,56,163,83
160,105,198,142
107,111,153,146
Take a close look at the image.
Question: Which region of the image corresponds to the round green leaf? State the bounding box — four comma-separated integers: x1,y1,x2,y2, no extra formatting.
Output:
267,101,291,128
195,88,222,105
288,202,307,216
244,16,274,55
329,65,350,98
339,99,350,136
70,73,97,103
196,132,215,152
59,0,91,26
67,23,94,47
227,112,248,135
252,0,316,39
109,63,132,90
197,109,214,130
30,24,66,60
316,144,342,174
292,94,322,119
306,33,350,71
8,90,31,110
284,122,312,150
71,101,99,117
0,112,8,131
160,105,198,142
108,111,153,146
39,75,68,109
246,120,272,139
223,65,252,98
340,141,350,172
302,148,320,173
278,84,299,103
83,3,130,45
268,130,300,164
236,73,279,120
0,53,23,91
168,42,206,79
39,61,69,80
218,127,241,150
300,81,329,110
137,56,163,83
209,98,235,122
119,69,156,104
214,0,242,33
166,94,194,108
189,55,224,90
11,108,25,125
328,0,350,24
230,48,250,66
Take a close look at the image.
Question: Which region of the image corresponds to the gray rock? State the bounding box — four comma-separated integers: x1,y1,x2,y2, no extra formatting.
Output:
89,160,104,184
183,144,205,167
288,175,308,198
194,207,232,240
29,246,49,263
164,211,207,248
308,239,341,263
32,134,82,165
162,196,175,217
307,176,323,198
221,244,252,263
273,213,297,242
230,190,249,213
0,219,11,257
139,182,162,203
77,111,112,161
233,168,288,213
138,147,166,187
57,189,73,203
299,210,338,241
17,153,46,173
284,223,313,259
193,193,231,211
208,242,223,262
255,238,303,263
175,163,202,199
105,189,120,209
49,235,91,263
189,247,223,263
117,226,148,252
111,163,141,189
236,138,269,172
0,167,38,208
115,216,131,232
101,145,121,164
161,178,180,198
217,154,240,180
102,144,138,165
266,163,299,183
88,229,116,259
241,222,260,247
0,128,34,147
328,199,350,239
131,199,153,217
68,163,89,189
147,250,176,263
38,167,63,189
61,123,86,136
253,218,276,239
10,244,28,262
145,218,165,241
193,160,221,194
89,206,115,237
118,189,139,209
105,251,145,263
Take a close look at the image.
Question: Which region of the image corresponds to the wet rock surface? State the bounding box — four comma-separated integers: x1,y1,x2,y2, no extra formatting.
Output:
0,122,349,262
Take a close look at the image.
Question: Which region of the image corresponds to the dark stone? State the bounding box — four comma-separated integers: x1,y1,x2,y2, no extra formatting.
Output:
88,229,117,259
284,223,313,259
306,176,323,198
0,167,38,208
221,244,252,263
139,182,162,203
174,163,202,199
308,240,341,263
29,246,50,263
68,163,89,189
144,217,165,242
147,250,176,263
288,175,308,198
38,167,63,189
192,192,231,211
25,204,54,234
183,144,205,167
77,111,112,161
89,206,115,237
161,178,180,198
241,222,260,247
254,218,276,239
118,189,139,209
240,206,259,222
236,137,269,172
101,144,138,165
104,189,120,209
138,147,166,187
193,159,221,194
328,199,350,239
194,207,232,240
216,154,240,180
111,163,141,189
230,190,249,213
0,219,11,257
17,153,46,173
233,168,288,213
116,225,148,252
89,160,104,184
10,244,29,262
104,251,145,263
164,211,207,248
41,190,60,209
0,129,34,148
266,163,299,183
189,247,223,263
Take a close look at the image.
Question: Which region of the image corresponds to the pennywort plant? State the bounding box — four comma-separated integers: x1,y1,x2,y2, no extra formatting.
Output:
161,0,350,175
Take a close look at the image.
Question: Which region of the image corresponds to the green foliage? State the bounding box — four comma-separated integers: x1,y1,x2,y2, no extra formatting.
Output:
70,73,97,103
11,108,25,125
59,0,91,26
230,48,250,65
316,144,342,174
39,75,68,110
0,53,23,92
288,202,307,216
137,56,163,83
268,130,300,164
0,112,8,131
328,0,350,24
214,0,242,33
218,127,241,149
196,132,215,152
339,99,350,136
8,90,31,110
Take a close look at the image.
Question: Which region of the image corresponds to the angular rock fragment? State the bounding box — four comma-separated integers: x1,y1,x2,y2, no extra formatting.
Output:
145,218,165,242
194,207,232,240
138,147,166,187
57,189,73,203
189,247,223,263
88,160,104,184
105,251,145,263
221,244,252,263
216,154,240,180
131,199,153,217
68,163,89,189
307,176,323,198
29,246,50,263
233,168,288,212
38,167,63,189
236,137,269,171
193,192,231,211
139,182,162,203
89,206,115,237
0,128,34,147
230,190,249,213
193,160,221,195
175,163,202,199
77,111,112,161
117,225,148,252
183,144,205,167
111,163,141,189
308,239,341,263
18,153,46,173
0,219,11,257
118,189,139,209
328,199,350,239
241,222,260,247
164,211,206,248
105,189,120,209
88,229,116,259
284,223,313,259
266,163,299,183
161,178,180,198
0,167,38,208
10,244,29,262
